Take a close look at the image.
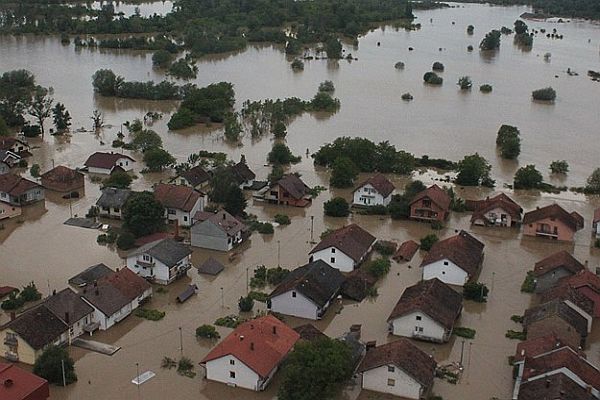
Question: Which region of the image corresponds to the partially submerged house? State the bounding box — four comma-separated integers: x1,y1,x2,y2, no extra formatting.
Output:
393,240,419,262
516,372,595,400
171,165,211,190
228,156,256,189
0,201,21,220
522,204,584,242
358,339,437,400
40,165,84,193
0,174,44,206
387,278,463,343
96,187,132,219
153,183,204,227
268,260,345,320
197,257,225,276
523,299,589,348
539,286,594,333
191,210,247,251
0,149,21,172
68,263,113,287
126,238,193,285
0,362,49,400
421,230,485,286
556,270,600,318
262,174,312,207
84,152,135,174
409,184,451,222
0,137,30,157
469,193,522,227
532,251,585,293
352,173,395,207
200,315,300,391
44,288,95,341
309,224,376,272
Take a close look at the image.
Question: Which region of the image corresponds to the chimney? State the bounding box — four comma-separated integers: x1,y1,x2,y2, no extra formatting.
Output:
545,379,551,388
223,212,226,220
65,312,70,324
240,335,244,341
116,267,120,272
272,326,277,335
250,342,254,351
3,379,14,388
240,154,246,164
52,289,56,296
366,341,376,351
349,324,362,340
9,312,15,321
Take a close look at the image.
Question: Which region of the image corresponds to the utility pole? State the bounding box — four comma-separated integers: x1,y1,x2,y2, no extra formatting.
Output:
135,362,141,400
277,240,281,267
459,339,465,366
179,327,183,358
220,287,224,308
310,216,314,243
61,359,66,387
246,267,249,295
491,272,495,292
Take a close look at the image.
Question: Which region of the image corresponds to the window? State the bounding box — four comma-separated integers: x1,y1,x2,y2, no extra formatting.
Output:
292,291,297,298
331,248,336,253
443,261,448,266
114,208,120,213
230,359,235,365
423,199,431,208
415,327,424,333
168,209,176,215
416,316,422,321
143,255,152,262
229,371,236,379
183,216,188,222
330,257,335,263
387,379,395,387
387,365,395,372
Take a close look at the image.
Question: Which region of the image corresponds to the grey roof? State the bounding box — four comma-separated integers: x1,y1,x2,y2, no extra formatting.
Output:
80,281,130,317
198,257,224,275
68,263,114,287
96,187,132,208
177,284,198,303
269,260,345,307
193,210,247,237
130,238,192,267
1,305,68,350
44,288,94,327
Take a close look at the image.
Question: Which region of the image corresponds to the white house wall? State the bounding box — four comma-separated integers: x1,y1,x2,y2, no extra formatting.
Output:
390,311,447,342
362,365,424,399
205,355,263,391
422,259,469,286
353,184,390,207
270,290,319,320
166,197,203,227
310,247,355,272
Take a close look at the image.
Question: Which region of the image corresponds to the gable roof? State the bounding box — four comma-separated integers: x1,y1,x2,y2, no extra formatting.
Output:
197,257,224,275
518,372,594,400
40,165,83,184
309,224,376,263
539,285,594,317
0,362,49,400
101,268,151,302
153,183,203,212
275,174,310,200
387,278,463,329
201,315,299,378
68,263,113,287
129,238,192,267
176,165,211,187
96,187,132,209
393,240,419,262
269,260,345,307
524,299,588,339
0,137,28,152
1,305,68,350
559,270,600,293
80,280,130,317
44,288,94,326
410,184,451,211
523,204,584,232
533,251,585,278
358,339,436,389
84,152,134,170
471,193,523,222
229,161,255,184
293,324,328,342
0,174,40,196
420,230,485,277
354,173,395,197
514,335,578,364
193,209,247,237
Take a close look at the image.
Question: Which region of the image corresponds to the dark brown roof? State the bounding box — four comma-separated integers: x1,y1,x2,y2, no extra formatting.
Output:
1,305,68,350
193,209,247,236
293,324,328,342
470,193,523,223
101,268,151,302
524,300,588,339
387,278,463,329
68,263,114,287
44,288,94,327
340,269,377,301
198,257,224,275
523,204,584,232
539,285,594,317
154,183,203,212
354,173,395,197
0,137,27,151
559,270,600,293
514,335,578,363
518,372,594,400
358,339,436,389
80,280,130,317
0,173,40,196
40,165,83,184
177,165,211,187
393,240,419,262
420,230,485,278
84,152,134,169
310,224,376,263
229,161,255,184
533,251,585,277
275,174,309,200
410,184,451,211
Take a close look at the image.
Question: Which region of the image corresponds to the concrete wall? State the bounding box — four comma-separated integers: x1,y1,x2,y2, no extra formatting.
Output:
191,220,230,251
269,290,319,320
523,217,576,242
0,202,21,220
205,355,263,391
422,259,469,286
165,197,203,227
0,327,68,365
127,254,190,285
390,311,448,343
362,365,425,399
310,247,355,272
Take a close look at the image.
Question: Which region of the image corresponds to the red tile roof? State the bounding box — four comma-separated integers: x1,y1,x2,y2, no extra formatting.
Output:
309,224,376,263
514,335,578,363
420,230,485,278
0,363,49,400
410,184,451,211
518,372,593,400
393,240,419,262
523,204,584,232
354,173,395,197
0,174,40,196
154,183,203,212
40,165,83,184
201,315,299,378
101,268,151,302
539,285,594,317
275,175,309,200
533,251,584,277
84,152,134,170
559,270,600,293
470,193,522,223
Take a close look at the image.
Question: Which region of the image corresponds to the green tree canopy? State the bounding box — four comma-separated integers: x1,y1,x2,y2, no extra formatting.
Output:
324,197,350,217
143,147,176,172
480,29,501,50
586,168,600,194
33,345,77,386
330,157,359,188
514,165,543,189
268,143,301,165
123,191,165,237
455,153,494,187
496,125,521,159
102,171,133,189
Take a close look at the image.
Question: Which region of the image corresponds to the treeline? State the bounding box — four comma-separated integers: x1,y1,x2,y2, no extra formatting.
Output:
457,0,600,20
74,35,179,53
167,82,235,129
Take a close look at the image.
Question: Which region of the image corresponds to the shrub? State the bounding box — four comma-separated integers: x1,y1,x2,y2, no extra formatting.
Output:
419,234,438,251
514,165,543,190
374,241,396,256
453,327,476,339
358,205,388,215
432,62,445,71
401,92,414,101
177,357,196,378
480,84,493,93
532,87,556,101
291,59,304,70
256,222,274,234
394,61,405,69
457,76,472,90
116,232,136,250
480,29,501,50
238,295,255,312
467,25,474,34
423,71,443,85
521,271,536,293
324,197,350,217
33,346,77,386
467,45,474,52
135,308,166,321
511,315,524,323
366,258,391,279
30,164,40,178
505,330,527,340
550,160,569,174
274,214,291,225
318,80,335,93
463,282,489,302
248,291,269,302
215,315,244,328
161,357,177,369
196,325,220,339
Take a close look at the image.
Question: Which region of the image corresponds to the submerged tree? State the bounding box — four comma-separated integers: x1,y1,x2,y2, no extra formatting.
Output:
514,165,543,190
480,29,501,50
52,102,71,132
28,86,54,135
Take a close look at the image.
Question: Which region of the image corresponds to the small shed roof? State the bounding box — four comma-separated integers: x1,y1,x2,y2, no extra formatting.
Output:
198,257,224,275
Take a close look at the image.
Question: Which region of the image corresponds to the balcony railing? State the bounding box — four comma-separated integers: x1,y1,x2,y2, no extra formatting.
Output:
4,351,18,362
536,229,558,237
4,337,17,346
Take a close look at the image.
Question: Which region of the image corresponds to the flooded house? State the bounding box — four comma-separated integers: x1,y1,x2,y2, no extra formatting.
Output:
153,183,204,227
0,201,21,220
0,362,49,400
68,263,113,288
171,165,211,190
532,251,585,293
200,315,300,391
409,184,451,222
126,238,192,285
593,208,600,239
96,187,132,219
0,137,30,157
228,156,256,189
352,173,395,207
357,339,436,399
267,259,345,320
554,270,600,318
190,210,247,251
387,278,462,343
0,173,44,206
523,299,589,348
539,286,594,332
393,240,420,262
84,152,135,174
40,165,84,193
260,174,312,207
420,230,485,287
309,224,376,272
522,204,584,242
0,149,20,172
469,193,523,227
43,288,95,342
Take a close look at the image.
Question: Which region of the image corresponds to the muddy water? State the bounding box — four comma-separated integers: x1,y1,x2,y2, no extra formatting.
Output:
1,2,600,400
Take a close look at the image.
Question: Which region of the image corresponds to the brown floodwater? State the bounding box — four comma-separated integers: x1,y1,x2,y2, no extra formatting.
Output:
1,2,600,400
